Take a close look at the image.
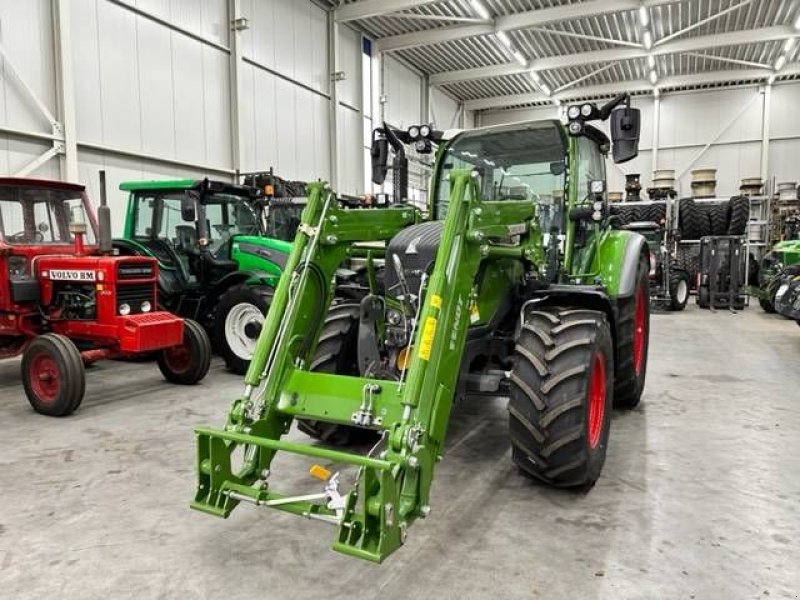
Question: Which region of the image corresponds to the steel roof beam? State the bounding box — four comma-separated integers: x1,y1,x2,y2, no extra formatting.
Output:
431,25,794,85
463,64,800,111
335,0,441,22
376,0,681,52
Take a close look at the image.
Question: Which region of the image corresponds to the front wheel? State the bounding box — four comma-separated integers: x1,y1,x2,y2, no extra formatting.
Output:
614,254,650,409
158,319,211,384
508,306,614,488
669,269,690,311
216,284,273,375
21,334,85,416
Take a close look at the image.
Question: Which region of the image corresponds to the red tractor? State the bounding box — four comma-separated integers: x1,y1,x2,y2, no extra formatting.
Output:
0,173,211,416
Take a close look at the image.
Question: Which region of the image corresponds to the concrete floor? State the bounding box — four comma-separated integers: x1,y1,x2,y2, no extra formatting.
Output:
1,305,799,600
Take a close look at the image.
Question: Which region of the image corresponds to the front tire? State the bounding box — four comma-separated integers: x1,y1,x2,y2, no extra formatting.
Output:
216,284,273,375
158,319,211,384
509,307,614,488
614,255,650,409
669,268,690,311
21,334,85,416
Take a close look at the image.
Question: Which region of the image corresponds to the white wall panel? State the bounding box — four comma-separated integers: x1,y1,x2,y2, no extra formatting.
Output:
136,16,175,157
430,87,459,130
384,56,421,129
241,0,328,95
338,25,362,110
337,105,363,195
0,138,59,179
770,82,800,139
0,0,56,134
121,0,228,46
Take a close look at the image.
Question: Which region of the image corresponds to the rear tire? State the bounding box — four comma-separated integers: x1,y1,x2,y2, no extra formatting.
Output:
21,334,85,416
679,198,707,240
614,255,650,409
508,306,614,488
296,302,375,446
216,284,273,375
668,268,690,311
158,319,211,384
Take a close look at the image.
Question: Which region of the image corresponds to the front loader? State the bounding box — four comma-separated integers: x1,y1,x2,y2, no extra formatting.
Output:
191,95,651,562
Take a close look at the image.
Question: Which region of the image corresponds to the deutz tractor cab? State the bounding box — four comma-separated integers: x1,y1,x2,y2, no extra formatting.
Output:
116,179,287,374
192,95,652,563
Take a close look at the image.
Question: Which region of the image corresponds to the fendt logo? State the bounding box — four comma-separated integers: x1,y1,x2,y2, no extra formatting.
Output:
48,269,96,281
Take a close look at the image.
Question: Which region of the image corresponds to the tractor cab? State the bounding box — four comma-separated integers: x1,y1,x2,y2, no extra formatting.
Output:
0,179,98,314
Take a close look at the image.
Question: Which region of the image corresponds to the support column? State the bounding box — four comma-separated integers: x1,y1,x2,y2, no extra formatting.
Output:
228,0,245,177
52,0,78,181
760,83,772,184
327,11,340,189
651,94,661,176
422,74,430,124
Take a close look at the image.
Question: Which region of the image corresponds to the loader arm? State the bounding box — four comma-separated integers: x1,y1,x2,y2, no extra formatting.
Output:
192,173,541,562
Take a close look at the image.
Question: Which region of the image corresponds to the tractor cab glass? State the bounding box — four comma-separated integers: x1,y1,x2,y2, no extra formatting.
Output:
434,121,568,230
131,190,264,257
264,200,305,242
0,185,96,246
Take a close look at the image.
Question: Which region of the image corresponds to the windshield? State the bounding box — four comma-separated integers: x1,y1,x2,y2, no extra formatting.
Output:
434,121,567,230
133,191,264,253
265,200,305,242
0,185,96,245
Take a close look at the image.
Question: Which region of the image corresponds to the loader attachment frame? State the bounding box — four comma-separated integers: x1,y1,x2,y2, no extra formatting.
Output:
191,174,545,562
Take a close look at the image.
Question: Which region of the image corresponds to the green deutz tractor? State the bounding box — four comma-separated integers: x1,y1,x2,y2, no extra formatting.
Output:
191,94,651,562
115,179,293,374
757,239,800,313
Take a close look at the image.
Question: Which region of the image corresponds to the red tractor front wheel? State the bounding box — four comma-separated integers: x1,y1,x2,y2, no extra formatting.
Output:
21,334,86,417
157,319,211,385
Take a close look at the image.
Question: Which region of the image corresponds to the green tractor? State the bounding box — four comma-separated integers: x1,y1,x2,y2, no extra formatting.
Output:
191,94,651,562
757,239,800,313
115,179,297,374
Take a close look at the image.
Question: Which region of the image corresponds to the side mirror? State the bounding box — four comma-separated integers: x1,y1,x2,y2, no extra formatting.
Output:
182,191,198,222
610,107,641,164
371,136,389,185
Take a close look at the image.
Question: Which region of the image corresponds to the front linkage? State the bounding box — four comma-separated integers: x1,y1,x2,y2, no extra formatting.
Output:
192,173,543,562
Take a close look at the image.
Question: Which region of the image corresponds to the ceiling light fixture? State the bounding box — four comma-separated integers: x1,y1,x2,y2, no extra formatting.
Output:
784,38,796,53
469,0,491,20
497,30,512,49
540,83,551,96
642,30,653,50
648,55,656,69
639,6,650,28
795,15,800,30
530,69,541,83
512,50,528,66
649,70,658,84
775,54,787,71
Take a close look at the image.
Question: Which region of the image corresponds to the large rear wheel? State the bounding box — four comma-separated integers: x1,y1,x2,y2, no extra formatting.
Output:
216,284,273,375
614,254,650,409
509,306,614,488
668,268,690,311
21,334,85,416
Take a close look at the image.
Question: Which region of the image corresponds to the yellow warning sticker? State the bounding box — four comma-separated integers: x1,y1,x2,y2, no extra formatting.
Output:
419,317,437,361
469,302,480,324
431,294,442,309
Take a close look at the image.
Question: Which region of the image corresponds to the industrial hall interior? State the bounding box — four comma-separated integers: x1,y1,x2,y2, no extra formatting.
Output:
0,0,799,598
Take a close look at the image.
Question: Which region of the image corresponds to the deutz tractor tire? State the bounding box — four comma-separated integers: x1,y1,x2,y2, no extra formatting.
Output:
216,284,273,375
613,255,650,409
158,319,212,385
668,268,690,311
709,202,729,236
508,306,614,488
296,302,376,446
678,198,706,240
727,196,749,236
21,334,85,417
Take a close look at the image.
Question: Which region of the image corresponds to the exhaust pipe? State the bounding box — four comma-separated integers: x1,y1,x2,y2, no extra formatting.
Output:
98,170,113,255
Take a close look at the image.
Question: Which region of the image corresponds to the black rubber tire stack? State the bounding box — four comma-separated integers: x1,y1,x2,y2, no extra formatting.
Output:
508,306,614,488
726,196,749,236
678,198,707,240
296,302,376,446
709,202,729,236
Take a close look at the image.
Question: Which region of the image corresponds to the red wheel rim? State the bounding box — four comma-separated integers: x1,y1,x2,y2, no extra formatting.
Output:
587,352,606,449
29,353,61,404
633,284,647,376
163,343,191,374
